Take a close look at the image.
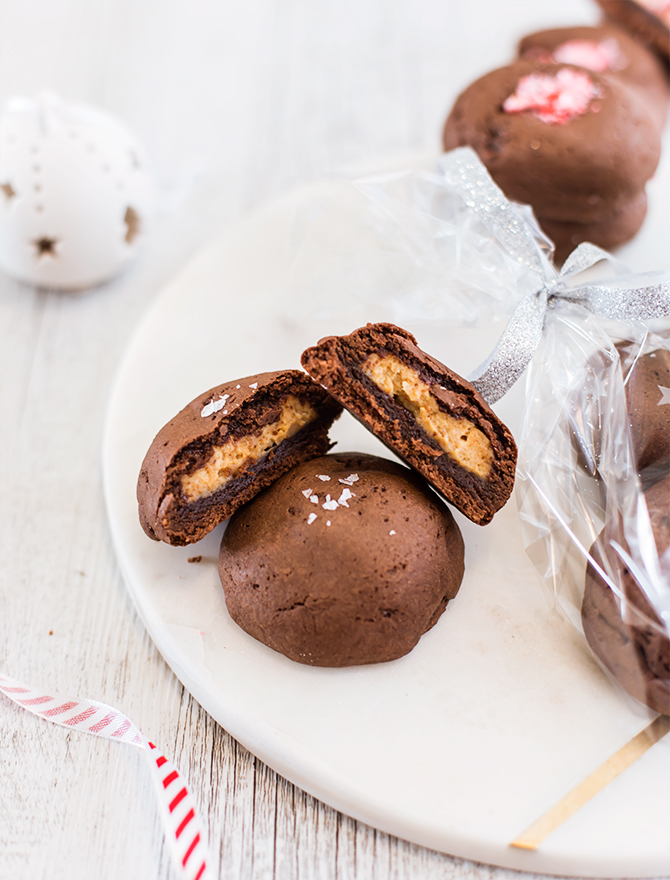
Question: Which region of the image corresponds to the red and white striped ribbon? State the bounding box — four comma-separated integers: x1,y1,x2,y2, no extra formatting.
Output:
0,672,211,880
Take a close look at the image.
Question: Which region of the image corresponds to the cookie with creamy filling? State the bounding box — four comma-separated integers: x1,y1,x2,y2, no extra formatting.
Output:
137,371,342,545
300,323,517,525
219,452,465,667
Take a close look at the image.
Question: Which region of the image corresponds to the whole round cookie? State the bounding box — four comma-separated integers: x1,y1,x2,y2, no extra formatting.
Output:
219,452,465,667
442,60,661,227
582,475,670,714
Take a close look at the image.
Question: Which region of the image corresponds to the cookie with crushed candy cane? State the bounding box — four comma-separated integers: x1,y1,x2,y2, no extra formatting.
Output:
137,371,341,545
517,24,669,129
442,60,661,262
219,452,464,666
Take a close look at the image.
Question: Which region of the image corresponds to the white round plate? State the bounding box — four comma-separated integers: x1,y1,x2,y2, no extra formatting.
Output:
103,152,670,877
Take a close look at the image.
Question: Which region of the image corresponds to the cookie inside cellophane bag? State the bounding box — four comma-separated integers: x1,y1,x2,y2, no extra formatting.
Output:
517,304,670,714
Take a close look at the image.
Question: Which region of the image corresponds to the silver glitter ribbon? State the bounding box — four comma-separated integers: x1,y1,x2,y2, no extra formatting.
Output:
436,149,670,403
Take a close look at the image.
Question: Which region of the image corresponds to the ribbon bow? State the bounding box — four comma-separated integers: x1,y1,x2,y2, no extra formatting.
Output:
432,148,670,403
356,147,670,403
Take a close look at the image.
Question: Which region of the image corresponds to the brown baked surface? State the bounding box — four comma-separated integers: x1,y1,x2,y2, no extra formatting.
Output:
537,191,647,265
219,452,465,667
582,475,670,714
620,344,670,474
596,0,670,64
300,323,517,525
572,342,670,477
441,60,661,231
137,370,342,545
518,24,669,128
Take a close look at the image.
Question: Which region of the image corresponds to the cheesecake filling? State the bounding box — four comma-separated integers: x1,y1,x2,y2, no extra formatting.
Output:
181,397,317,502
362,353,493,479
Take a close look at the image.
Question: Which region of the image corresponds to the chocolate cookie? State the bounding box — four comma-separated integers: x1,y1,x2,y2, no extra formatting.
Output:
570,341,670,478
619,343,670,475
442,60,661,234
582,475,670,714
137,371,342,545
518,24,669,129
596,0,670,64
537,191,647,265
219,452,465,667
301,323,517,525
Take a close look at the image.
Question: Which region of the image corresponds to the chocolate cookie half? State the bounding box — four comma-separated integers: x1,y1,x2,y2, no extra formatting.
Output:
582,475,670,714
219,452,465,667
301,323,517,525
137,370,342,545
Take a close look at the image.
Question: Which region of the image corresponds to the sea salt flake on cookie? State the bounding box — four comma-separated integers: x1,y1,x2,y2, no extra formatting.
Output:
322,495,339,511
337,488,355,507
201,394,229,418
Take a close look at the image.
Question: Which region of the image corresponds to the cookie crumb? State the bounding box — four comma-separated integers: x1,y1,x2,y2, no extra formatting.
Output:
188,555,202,563
49,630,54,635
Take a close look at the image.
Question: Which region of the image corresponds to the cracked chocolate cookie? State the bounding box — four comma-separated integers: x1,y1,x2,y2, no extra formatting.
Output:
137,370,342,545
218,452,465,666
582,475,670,714
301,323,516,525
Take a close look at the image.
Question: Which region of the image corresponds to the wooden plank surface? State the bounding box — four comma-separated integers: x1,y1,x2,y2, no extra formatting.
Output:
0,1,606,877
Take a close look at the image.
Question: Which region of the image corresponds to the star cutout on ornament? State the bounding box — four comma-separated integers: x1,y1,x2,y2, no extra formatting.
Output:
657,385,670,407
32,237,60,258
1,182,16,201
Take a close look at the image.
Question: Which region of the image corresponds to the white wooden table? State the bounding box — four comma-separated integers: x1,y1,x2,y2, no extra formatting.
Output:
0,1,654,878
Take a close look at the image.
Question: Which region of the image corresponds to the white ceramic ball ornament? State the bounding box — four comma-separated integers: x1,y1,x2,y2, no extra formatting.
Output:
0,93,154,290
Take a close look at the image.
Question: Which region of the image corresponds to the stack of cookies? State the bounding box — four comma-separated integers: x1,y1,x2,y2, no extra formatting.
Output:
442,6,669,263
575,341,670,713
137,323,517,667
